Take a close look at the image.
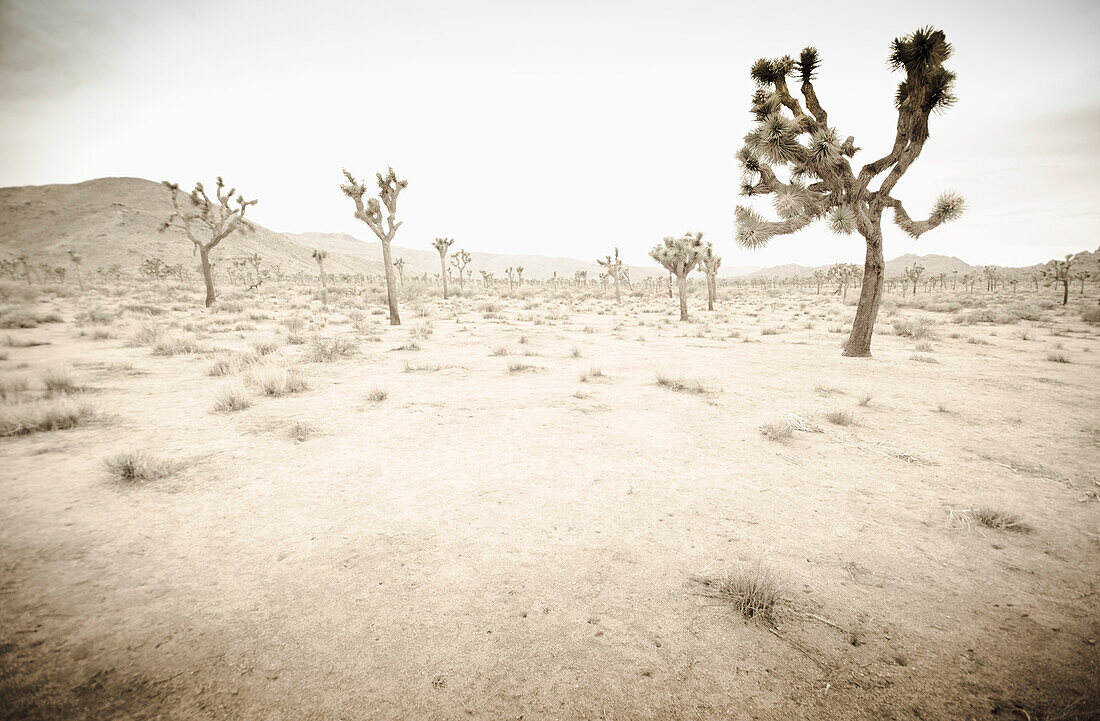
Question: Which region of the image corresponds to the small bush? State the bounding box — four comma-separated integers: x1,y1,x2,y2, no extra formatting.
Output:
152,335,210,356
0,399,94,436
251,339,282,356
213,382,253,413
972,506,1033,533
103,451,176,483
490,346,508,357
307,335,358,362
825,409,853,426
0,376,30,402
857,391,873,407
1082,308,1100,324
910,354,939,364
42,366,81,394
893,319,937,340
1046,353,1070,364
366,389,388,402
656,373,712,394
759,420,792,440
249,364,309,397
507,361,539,373
288,421,319,442
691,562,785,624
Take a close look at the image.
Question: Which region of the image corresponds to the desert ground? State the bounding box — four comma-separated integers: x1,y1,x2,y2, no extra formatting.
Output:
1,278,1098,720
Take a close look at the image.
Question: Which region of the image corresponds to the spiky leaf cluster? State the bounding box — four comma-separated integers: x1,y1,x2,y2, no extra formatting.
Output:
649,232,706,277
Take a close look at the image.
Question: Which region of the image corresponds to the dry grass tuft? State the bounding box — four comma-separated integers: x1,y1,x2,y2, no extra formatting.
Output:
759,420,793,440
0,399,94,436
692,562,786,624
212,382,253,413
103,451,176,483
656,373,712,394
366,388,388,402
825,409,853,426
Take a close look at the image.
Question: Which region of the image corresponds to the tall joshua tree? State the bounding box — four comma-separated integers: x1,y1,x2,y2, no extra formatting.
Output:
812,268,826,294
393,257,406,287
733,28,964,357
698,242,722,311
160,177,257,307
340,167,407,325
432,237,454,298
312,249,329,306
650,232,705,321
1042,254,1075,305
903,263,925,295
597,247,625,303
67,249,84,291
451,249,471,287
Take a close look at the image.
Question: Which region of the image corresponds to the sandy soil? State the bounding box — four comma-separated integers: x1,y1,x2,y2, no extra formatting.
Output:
1,281,1098,720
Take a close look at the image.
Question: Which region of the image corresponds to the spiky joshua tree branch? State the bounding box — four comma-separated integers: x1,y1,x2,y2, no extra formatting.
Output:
733,27,964,356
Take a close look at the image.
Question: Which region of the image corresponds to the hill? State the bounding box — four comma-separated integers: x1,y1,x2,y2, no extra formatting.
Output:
0,177,384,277
748,253,978,280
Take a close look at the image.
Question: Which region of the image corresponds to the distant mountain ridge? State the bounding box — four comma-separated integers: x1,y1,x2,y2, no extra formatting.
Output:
0,177,1092,283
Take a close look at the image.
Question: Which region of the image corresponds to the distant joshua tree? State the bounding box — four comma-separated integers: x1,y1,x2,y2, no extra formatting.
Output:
505,266,516,290
812,268,826,294
650,232,705,321
160,177,257,307
828,263,860,300
1042,254,1075,305
393,257,406,287
432,238,454,298
451,249,471,287
597,247,625,304
516,266,524,286
733,28,964,357
698,242,722,311
312,249,329,306
340,167,407,325
246,253,263,287
67,249,84,291
903,263,925,295
982,265,998,292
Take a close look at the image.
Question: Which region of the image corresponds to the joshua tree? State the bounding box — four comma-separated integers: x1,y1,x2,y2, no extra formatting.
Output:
431,237,454,298
479,269,494,286
812,268,826,294
66,249,85,291
140,257,170,281
516,266,524,286
650,232,705,321
393,257,406,287
340,167,407,325
733,28,964,357
1073,270,1088,297
246,253,263,286
505,266,516,290
1009,277,1018,295
828,263,860,300
903,263,925,295
451,249,471,287
952,269,958,290
1043,254,1075,305
160,177,257,307
698,242,722,311
311,249,329,306
597,247,625,303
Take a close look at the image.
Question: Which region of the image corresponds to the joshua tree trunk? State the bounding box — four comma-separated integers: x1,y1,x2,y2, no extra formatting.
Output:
707,276,715,311
1061,280,1069,306
676,273,689,321
199,248,216,307
843,232,884,358
381,238,401,324
438,254,449,299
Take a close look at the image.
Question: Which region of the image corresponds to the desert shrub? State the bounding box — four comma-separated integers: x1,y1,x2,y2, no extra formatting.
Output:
507,361,539,373
248,364,309,396
825,409,853,425
152,334,211,356
306,335,358,362
0,307,63,329
41,365,80,394
281,316,307,333
759,420,792,440
910,354,938,364
1046,353,1070,364
288,421,319,442
128,322,163,346
0,399,94,436
74,308,115,326
103,451,176,482
656,373,712,394
578,366,605,382
971,506,1033,533
212,382,253,412
251,339,282,356
366,389,388,402
207,351,258,377
0,375,30,402
1082,308,1100,324
893,319,937,340
691,562,785,624
857,391,873,406
490,346,508,357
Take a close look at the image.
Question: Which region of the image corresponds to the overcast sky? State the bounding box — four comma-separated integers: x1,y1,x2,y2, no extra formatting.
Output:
1,0,1097,268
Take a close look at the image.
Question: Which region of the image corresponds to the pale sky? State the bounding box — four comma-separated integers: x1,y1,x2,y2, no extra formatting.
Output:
1,0,1098,268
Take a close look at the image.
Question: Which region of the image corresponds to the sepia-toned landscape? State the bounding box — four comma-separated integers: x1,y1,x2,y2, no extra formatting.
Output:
2,2,1099,719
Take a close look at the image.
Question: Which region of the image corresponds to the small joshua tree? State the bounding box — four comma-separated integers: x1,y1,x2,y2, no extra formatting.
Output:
160,177,257,307
597,247,625,304
67,249,84,291
393,257,405,287
903,263,925,295
246,253,263,287
733,28,964,356
340,167,407,325
451,249,471,288
312,249,329,306
812,268,825,295
431,237,454,298
650,232,705,321
828,263,860,300
516,266,524,286
505,266,516,290
1042,254,1075,305
698,242,722,311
